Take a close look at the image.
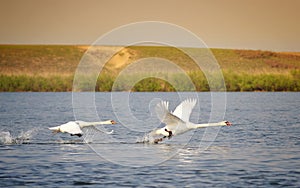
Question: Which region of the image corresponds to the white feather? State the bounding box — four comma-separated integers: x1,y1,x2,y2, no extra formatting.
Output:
49,120,116,137
172,98,197,122
151,98,232,143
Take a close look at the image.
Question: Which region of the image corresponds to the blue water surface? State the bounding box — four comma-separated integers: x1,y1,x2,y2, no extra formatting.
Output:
0,92,299,187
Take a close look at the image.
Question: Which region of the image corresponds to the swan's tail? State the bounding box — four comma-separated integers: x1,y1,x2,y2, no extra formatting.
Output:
48,126,60,133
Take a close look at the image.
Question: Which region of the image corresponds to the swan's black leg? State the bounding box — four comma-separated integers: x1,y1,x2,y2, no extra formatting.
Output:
164,129,173,139
70,134,83,137
154,137,163,144
154,129,173,144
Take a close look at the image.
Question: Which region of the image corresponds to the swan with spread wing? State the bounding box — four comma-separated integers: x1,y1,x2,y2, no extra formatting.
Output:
150,99,232,143
49,120,116,137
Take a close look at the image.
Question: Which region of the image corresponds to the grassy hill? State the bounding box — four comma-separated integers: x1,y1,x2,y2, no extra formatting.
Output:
0,45,299,91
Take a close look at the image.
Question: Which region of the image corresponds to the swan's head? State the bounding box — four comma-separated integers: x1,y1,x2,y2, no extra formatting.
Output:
221,121,232,126
102,120,117,125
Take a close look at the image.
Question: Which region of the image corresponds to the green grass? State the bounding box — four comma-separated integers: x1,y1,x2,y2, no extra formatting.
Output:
0,74,73,92
0,71,299,92
223,71,300,92
0,45,299,92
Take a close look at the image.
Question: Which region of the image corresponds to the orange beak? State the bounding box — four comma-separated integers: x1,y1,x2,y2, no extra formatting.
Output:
225,121,232,126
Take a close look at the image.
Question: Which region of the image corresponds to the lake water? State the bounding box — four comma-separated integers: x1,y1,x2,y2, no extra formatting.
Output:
0,92,299,187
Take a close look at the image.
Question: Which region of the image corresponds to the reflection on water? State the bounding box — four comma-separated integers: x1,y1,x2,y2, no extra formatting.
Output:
89,142,180,167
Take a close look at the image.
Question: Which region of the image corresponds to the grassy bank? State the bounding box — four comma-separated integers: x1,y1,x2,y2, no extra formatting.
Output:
0,45,299,91
0,75,73,92
1,71,299,92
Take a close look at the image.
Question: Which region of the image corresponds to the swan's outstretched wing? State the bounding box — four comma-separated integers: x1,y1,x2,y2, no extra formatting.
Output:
155,100,184,127
172,98,197,122
75,121,101,127
83,125,114,135
60,122,83,135
76,121,114,135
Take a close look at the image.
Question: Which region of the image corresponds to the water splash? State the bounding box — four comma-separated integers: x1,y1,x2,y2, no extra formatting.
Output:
0,129,38,145
0,132,13,144
136,133,157,144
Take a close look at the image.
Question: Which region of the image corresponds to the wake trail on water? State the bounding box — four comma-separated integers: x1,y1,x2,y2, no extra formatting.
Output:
0,128,39,145
0,126,158,145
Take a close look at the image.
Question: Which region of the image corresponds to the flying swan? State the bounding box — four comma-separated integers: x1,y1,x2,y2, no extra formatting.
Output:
150,99,232,143
49,120,117,137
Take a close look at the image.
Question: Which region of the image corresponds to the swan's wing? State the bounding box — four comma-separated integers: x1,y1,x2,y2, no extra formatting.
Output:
75,121,113,127
77,121,114,134
75,121,94,127
155,100,184,127
172,98,197,122
83,126,114,135
60,122,83,135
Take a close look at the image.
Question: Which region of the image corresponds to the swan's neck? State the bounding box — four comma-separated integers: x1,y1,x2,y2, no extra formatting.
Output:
77,121,109,128
98,120,113,125
190,122,225,129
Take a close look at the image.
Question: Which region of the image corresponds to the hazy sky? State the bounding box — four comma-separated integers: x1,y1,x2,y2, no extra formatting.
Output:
0,0,299,51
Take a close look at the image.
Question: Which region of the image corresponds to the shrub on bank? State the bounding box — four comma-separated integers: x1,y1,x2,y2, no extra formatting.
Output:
0,71,299,92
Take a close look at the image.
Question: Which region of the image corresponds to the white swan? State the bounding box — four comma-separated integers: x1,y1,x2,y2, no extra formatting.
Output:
49,120,117,137
150,99,232,143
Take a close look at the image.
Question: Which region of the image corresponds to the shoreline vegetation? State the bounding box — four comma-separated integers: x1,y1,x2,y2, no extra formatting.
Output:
0,45,299,92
